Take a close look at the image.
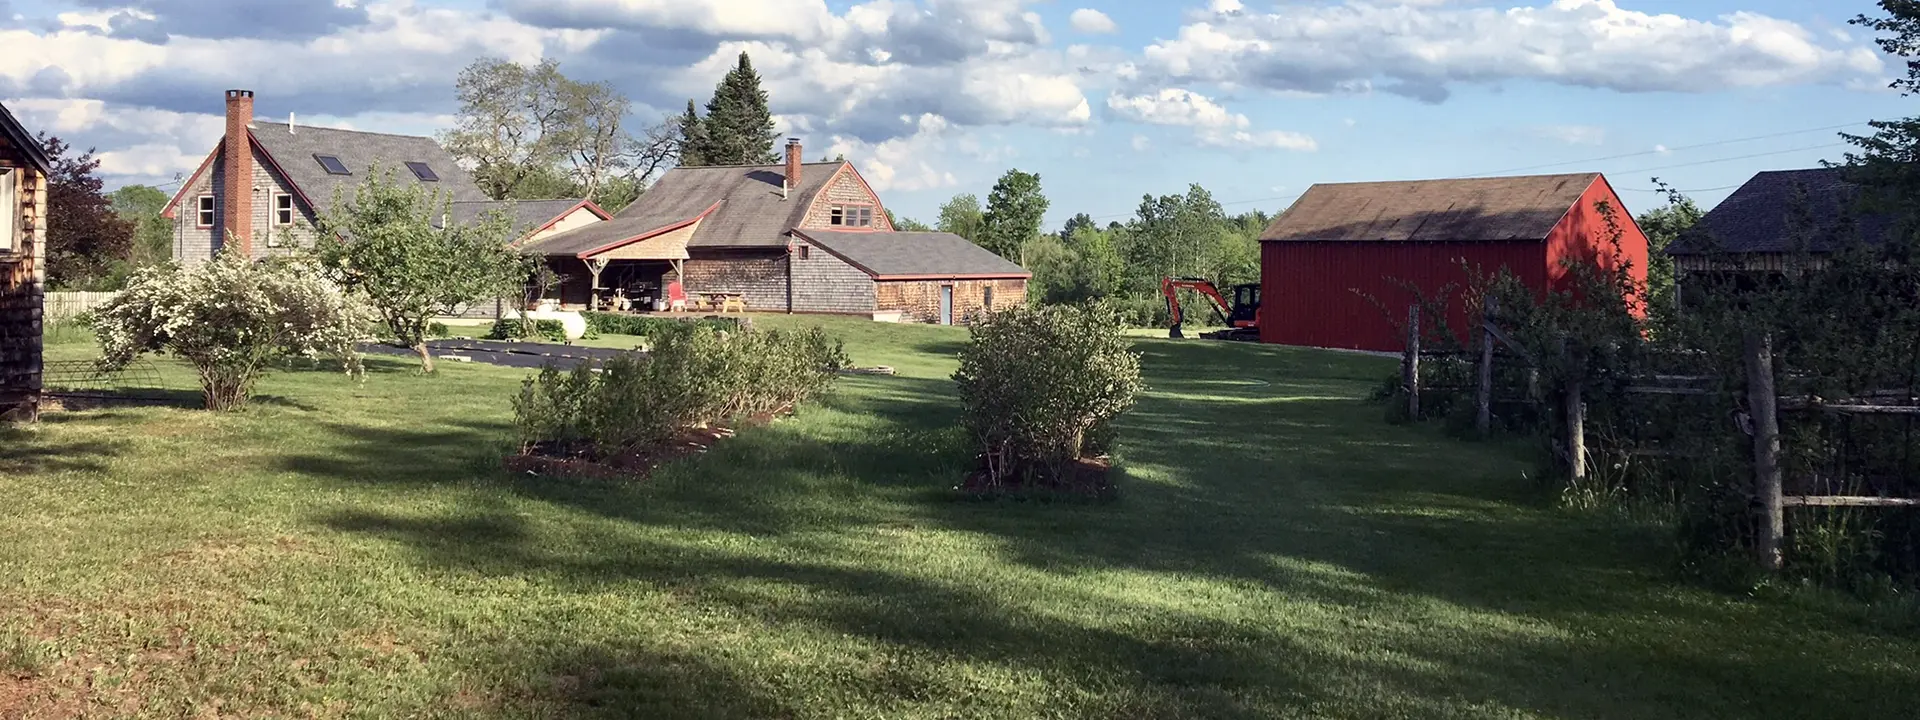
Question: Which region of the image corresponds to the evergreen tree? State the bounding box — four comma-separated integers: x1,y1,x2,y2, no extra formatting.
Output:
701,52,779,165
677,100,710,167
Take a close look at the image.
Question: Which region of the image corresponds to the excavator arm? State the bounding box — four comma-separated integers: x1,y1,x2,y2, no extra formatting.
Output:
1162,277,1233,338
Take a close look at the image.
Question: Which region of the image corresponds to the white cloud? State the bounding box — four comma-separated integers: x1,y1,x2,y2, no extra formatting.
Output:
1069,9,1118,35
1141,0,1884,103
1131,134,1152,151
1653,144,1671,154
823,113,963,193
1532,124,1607,145
1107,88,1317,151
1210,0,1245,14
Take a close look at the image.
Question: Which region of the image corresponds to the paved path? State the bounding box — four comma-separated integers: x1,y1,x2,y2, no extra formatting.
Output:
359,340,639,370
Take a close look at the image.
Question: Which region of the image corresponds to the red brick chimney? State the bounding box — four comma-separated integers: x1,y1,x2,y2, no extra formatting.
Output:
785,137,802,190
223,89,255,257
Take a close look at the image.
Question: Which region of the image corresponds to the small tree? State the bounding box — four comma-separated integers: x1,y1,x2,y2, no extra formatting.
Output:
92,255,372,411
315,166,530,372
953,304,1142,486
980,169,1049,260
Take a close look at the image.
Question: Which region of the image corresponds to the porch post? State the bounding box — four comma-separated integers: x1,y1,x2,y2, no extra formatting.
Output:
587,258,609,311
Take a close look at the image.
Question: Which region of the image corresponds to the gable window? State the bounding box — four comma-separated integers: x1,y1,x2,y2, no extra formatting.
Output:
273,193,295,226
197,195,216,228
830,205,873,228
0,169,14,252
405,162,439,182
314,154,352,176
799,245,812,260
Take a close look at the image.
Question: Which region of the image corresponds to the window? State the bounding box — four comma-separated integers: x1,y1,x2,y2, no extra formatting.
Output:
197,195,216,228
405,162,439,182
314,154,351,175
0,169,14,252
799,245,812,260
830,205,874,228
983,285,994,311
273,194,295,226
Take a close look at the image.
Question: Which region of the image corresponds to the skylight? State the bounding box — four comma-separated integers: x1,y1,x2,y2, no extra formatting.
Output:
314,154,351,175
405,162,439,182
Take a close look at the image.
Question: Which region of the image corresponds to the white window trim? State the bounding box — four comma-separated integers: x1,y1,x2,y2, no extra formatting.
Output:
273,193,294,227
0,168,16,253
196,195,216,228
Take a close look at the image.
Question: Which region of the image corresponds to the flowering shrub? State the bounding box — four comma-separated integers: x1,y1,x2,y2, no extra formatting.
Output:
91,254,374,410
953,303,1142,484
512,324,849,455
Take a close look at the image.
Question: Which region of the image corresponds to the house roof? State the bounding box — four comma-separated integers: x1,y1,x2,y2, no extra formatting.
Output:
1669,167,1898,256
795,229,1031,278
444,198,601,238
0,101,51,174
613,161,847,248
248,120,490,212
1260,173,1601,243
519,202,717,258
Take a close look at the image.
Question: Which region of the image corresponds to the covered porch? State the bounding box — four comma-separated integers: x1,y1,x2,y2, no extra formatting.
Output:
523,202,717,313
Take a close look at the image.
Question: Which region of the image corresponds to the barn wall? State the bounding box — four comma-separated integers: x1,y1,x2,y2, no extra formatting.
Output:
684,249,791,311
1258,241,1545,352
1545,177,1651,315
790,239,877,314
876,278,1026,324
0,154,46,420
798,165,894,232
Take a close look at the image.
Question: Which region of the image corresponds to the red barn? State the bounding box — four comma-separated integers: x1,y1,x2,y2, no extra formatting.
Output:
1256,173,1648,352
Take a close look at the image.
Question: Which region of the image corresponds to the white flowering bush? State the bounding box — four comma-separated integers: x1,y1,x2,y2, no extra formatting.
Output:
92,254,374,411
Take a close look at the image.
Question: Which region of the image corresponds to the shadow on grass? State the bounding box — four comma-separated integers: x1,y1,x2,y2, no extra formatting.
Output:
0,427,130,475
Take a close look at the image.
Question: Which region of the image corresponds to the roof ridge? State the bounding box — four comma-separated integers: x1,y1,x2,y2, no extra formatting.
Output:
1310,172,1599,187
251,120,441,142
673,160,846,170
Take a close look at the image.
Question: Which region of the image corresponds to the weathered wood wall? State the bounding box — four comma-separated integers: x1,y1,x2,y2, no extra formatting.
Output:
684,250,790,311
0,148,47,421
876,278,1026,324
790,239,876,314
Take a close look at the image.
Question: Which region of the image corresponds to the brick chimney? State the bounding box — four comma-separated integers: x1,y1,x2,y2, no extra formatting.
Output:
785,137,803,190
222,89,255,257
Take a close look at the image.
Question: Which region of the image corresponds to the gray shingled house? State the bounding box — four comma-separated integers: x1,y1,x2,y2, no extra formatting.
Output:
163,90,606,262
520,138,1029,324
1,100,50,420
1667,167,1899,301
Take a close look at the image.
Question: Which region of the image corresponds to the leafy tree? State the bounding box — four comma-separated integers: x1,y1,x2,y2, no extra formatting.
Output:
1058,212,1094,241
1125,184,1227,289
109,184,173,268
1634,178,1703,314
695,52,779,165
315,165,532,372
980,169,1049,260
893,215,934,232
937,193,985,241
92,254,372,411
444,58,672,201
39,134,134,289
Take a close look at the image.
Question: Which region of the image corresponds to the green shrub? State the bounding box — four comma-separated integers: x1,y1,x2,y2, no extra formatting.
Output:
427,321,451,338
512,324,849,454
488,318,568,342
580,312,738,338
953,303,1141,482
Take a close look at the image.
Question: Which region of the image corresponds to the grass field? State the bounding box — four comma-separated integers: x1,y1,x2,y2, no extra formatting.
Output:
5,315,1920,718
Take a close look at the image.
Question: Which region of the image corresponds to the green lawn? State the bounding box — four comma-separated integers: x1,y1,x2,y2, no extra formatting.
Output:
5,315,1919,718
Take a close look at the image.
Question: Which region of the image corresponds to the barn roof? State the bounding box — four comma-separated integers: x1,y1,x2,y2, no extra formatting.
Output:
440,198,605,239
1260,173,1601,243
611,161,846,249
1668,167,1898,256
0,101,51,174
795,229,1031,278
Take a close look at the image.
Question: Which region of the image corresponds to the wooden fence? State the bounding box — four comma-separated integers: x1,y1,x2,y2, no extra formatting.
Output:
43,291,120,322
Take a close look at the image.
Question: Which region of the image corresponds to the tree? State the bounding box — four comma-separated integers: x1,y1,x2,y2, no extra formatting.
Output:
892,213,934,232
109,184,173,269
937,193,985,241
676,100,710,168
315,165,532,372
1126,184,1227,289
40,134,134,289
696,52,779,166
92,255,372,410
1843,4,1920,206
443,58,673,201
1635,178,1702,314
1058,212,1094,241
980,169,1049,260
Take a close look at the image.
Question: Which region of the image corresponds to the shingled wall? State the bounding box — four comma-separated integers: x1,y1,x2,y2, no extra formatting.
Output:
0,138,47,421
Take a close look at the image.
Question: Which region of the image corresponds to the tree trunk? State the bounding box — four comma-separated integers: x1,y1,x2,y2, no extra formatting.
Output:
415,342,436,373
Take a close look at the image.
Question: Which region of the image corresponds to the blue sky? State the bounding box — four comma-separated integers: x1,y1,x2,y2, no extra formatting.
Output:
0,0,1910,228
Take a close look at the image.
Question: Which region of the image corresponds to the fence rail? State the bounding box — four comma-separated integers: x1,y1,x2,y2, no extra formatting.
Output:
44,291,121,322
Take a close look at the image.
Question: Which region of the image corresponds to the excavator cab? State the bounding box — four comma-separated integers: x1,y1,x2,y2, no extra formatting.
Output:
1163,277,1262,341
1227,284,1261,328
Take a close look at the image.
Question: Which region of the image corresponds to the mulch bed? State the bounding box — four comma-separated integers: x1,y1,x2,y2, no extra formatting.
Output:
958,455,1117,501
504,408,786,481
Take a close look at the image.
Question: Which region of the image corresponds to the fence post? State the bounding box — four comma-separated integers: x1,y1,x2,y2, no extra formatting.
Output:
1404,305,1421,420
1476,296,1497,437
1744,331,1784,572
1562,336,1586,486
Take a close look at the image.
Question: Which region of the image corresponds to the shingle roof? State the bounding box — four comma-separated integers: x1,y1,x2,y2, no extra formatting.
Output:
520,213,701,257
1260,173,1600,243
614,161,846,248
0,101,51,174
1669,168,1897,256
446,198,593,237
796,230,1030,278
249,121,489,212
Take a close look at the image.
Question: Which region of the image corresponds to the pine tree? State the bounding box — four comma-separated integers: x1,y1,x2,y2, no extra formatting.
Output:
702,52,779,165
677,100,710,167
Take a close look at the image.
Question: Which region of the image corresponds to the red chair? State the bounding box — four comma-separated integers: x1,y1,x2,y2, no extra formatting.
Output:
667,281,688,312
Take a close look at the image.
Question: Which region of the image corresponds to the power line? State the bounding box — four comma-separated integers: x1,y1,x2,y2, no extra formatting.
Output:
1616,183,1742,194
1460,121,1866,177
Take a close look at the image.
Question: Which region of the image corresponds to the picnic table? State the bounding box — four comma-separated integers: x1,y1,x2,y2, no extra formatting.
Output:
701,292,748,314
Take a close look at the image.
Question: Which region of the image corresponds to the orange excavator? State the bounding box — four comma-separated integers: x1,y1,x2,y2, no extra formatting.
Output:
1162,277,1261,341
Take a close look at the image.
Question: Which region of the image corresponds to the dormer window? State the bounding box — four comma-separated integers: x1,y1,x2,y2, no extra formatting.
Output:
830,205,873,228
405,162,439,182
314,154,351,175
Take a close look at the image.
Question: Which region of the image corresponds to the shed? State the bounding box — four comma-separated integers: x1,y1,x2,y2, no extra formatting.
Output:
1666,167,1897,296
0,100,50,420
792,229,1030,324
1257,172,1648,352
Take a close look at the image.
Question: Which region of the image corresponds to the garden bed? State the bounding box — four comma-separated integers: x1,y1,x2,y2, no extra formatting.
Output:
506,408,786,481
958,454,1117,500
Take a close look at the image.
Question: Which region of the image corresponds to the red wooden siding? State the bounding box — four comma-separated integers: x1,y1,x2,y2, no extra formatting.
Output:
1545,177,1650,314
1259,240,1544,352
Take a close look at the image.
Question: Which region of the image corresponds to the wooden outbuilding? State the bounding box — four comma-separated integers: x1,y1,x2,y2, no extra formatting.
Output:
1257,172,1648,352
0,101,50,420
